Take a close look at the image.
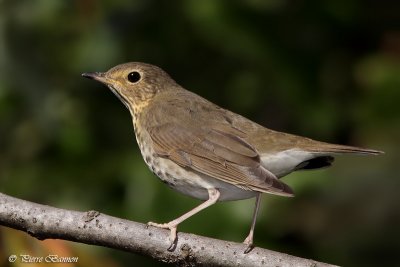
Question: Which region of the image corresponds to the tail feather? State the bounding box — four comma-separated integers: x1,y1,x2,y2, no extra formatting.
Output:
305,143,384,155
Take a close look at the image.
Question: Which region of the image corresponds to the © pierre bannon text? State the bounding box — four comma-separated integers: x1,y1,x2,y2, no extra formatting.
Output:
8,254,78,263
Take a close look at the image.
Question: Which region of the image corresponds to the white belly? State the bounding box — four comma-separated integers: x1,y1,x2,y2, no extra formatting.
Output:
150,156,257,201
136,130,256,201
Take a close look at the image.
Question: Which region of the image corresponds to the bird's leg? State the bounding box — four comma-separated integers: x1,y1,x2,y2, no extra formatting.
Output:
147,188,221,250
243,193,262,253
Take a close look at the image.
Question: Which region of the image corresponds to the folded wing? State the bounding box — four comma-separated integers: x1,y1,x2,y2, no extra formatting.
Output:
148,123,294,197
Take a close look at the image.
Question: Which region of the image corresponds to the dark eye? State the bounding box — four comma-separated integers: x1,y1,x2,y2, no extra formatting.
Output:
127,71,141,83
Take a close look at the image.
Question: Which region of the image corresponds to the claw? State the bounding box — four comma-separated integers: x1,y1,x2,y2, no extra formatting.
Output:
243,242,254,254
147,221,178,249
147,189,221,252
167,237,178,251
243,233,254,254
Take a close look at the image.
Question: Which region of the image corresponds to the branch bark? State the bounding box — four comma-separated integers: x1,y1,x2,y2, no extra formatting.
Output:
0,192,337,267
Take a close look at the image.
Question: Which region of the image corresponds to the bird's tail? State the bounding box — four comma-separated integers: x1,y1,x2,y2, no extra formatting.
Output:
305,142,383,155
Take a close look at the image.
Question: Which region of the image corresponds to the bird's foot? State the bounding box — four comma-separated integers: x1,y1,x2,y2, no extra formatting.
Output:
147,221,178,251
243,234,255,254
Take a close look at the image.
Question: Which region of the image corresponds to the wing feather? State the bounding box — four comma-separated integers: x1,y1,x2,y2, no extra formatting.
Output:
149,123,294,197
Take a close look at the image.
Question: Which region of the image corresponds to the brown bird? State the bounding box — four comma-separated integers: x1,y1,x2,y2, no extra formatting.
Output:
82,62,382,253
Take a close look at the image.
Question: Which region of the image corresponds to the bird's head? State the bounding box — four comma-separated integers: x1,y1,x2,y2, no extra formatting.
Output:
83,62,178,113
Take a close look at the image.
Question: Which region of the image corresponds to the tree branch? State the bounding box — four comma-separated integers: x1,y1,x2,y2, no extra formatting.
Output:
0,192,337,266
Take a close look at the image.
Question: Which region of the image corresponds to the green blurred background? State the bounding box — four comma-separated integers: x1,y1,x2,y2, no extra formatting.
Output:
0,0,399,266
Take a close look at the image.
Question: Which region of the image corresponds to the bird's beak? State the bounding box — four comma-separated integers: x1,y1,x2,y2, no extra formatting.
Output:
82,72,110,85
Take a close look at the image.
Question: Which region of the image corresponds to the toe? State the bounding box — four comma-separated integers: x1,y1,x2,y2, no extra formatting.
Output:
147,221,169,229
243,236,254,254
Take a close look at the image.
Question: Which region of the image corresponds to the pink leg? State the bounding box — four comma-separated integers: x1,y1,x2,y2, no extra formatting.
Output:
243,193,262,253
148,188,221,249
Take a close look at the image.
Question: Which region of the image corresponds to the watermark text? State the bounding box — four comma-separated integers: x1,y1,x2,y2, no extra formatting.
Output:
8,254,78,263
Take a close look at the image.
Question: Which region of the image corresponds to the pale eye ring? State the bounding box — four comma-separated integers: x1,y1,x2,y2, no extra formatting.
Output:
127,71,141,83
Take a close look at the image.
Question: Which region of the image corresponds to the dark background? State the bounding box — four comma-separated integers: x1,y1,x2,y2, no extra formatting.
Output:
1,0,399,266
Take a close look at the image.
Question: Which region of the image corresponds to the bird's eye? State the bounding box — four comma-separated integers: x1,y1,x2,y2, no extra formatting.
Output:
127,71,141,83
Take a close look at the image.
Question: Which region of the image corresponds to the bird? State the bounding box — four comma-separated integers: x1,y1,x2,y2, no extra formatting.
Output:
82,62,382,253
